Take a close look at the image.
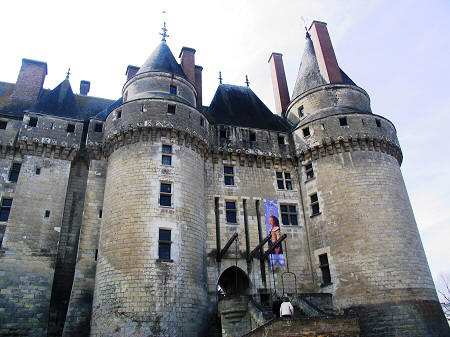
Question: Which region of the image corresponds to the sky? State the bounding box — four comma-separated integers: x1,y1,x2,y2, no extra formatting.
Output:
1,0,449,298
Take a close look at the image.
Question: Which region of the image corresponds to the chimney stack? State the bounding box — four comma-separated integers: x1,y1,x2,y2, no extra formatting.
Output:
309,21,342,83
126,65,139,82
11,58,47,102
194,65,203,108
179,47,196,84
268,53,290,116
80,80,90,96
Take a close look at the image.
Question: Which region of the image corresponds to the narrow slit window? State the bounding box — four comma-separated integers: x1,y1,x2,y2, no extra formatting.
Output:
224,166,234,186
0,121,7,129
67,124,75,133
8,163,21,183
319,253,332,285
44,210,50,218
200,117,205,128
298,106,304,118
99,209,102,219
0,198,13,222
95,249,98,261
339,117,348,126
162,144,172,165
226,201,237,223
94,123,103,132
305,163,314,180
160,183,172,207
169,85,177,95
303,127,310,137
167,104,176,115
29,117,38,127
116,110,122,119
376,119,381,127
158,229,172,260
310,193,320,216
280,204,298,226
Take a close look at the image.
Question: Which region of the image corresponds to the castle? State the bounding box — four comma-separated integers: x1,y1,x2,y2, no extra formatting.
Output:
0,20,448,337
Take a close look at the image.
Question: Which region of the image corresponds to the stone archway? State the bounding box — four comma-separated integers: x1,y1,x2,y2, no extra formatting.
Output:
217,266,250,296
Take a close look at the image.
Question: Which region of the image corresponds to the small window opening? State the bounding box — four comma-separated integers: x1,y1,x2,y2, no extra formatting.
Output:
8,163,21,183
319,253,332,286
0,121,8,129
167,104,176,115
280,204,298,226
226,201,237,223
200,117,205,128
116,110,122,119
376,119,381,127
158,229,172,259
361,119,365,126
278,135,285,145
67,124,75,133
162,144,172,166
169,85,177,95
339,117,348,126
140,104,146,113
298,106,304,118
160,183,172,206
0,198,13,222
95,249,98,261
44,210,50,218
94,123,103,132
224,166,234,186
305,163,314,180
303,127,310,137
29,117,38,127
310,193,320,216
99,209,102,219
249,130,256,142
35,167,41,175
320,123,325,130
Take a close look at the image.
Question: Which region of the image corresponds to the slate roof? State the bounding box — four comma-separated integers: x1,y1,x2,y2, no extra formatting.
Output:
207,84,289,132
291,34,356,101
93,97,122,120
136,42,189,81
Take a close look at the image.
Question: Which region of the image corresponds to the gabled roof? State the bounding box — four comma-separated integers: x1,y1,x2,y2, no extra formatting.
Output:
136,42,189,81
207,84,289,132
30,79,82,120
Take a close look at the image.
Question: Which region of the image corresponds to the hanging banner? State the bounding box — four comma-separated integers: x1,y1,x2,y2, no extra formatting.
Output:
263,199,285,268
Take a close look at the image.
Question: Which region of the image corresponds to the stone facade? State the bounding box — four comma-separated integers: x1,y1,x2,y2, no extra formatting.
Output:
0,20,448,337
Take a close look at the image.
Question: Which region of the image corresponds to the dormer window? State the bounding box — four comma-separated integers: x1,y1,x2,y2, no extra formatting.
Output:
169,85,177,95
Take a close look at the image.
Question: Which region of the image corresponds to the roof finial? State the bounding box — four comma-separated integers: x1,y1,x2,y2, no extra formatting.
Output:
218,71,223,85
245,75,250,87
301,16,310,38
66,67,71,80
160,11,169,42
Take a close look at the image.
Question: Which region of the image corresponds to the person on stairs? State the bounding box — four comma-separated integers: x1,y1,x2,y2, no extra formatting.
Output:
280,296,294,319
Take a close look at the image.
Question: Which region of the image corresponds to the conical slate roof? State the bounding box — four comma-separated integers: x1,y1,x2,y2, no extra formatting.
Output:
207,84,288,131
136,42,189,81
291,34,326,100
30,79,82,120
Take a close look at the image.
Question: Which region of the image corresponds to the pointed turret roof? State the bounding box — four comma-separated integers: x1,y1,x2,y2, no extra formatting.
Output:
291,34,326,100
136,42,189,81
30,79,82,120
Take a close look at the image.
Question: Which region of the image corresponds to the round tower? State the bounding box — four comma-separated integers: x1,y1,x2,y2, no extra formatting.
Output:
286,22,449,336
90,38,209,336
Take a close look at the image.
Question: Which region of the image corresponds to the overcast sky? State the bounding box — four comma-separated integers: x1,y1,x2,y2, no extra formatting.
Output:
1,0,449,297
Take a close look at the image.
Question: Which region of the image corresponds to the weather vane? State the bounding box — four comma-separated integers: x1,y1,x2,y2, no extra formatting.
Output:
301,16,310,38
218,71,223,84
66,68,71,80
245,75,250,87
160,11,169,42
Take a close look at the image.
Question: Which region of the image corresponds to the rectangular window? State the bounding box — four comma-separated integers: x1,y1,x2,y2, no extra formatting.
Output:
376,119,381,127
303,127,310,137
276,171,292,190
310,193,320,216
0,121,7,129
116,110,122,119
224,166,234,186
278,135,285,145
200,117,205,128
169,85,177,95
35,167,41,175
0,198,12,222
225,201,237,223
167,104,176,115
158,229,172,259
298,106,304,118
305,163,314,180
319,253,332,285
44,210,50,218
249,130,256,142
160,183,172,206
95,249,98,261
29,117,38,127
8,163,21,183
339,117,348,126
67,124,75,133
94,123,103,132
280,204,298,226
99,209,102,218
162,144,172,165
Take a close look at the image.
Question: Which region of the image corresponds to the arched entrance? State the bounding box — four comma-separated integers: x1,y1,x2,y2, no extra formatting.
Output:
217,266,250,296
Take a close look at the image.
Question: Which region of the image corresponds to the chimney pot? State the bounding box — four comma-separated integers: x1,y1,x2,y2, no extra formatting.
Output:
194,65,203,108
268,52,290,116
80,80,90,96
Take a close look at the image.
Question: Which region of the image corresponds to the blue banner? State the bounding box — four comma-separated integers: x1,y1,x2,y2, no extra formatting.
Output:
263,199,285,268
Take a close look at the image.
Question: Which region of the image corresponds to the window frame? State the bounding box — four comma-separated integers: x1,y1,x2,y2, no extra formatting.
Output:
169,85,177,95
339,117,348,127
302,127,310,137
225,201,237,224
310,193,320,216
159,182,172,207
224,165,235,186
305,163,314,181
167,104,176,115
162,144,173,166
319,253,332,286
0,198,13,222
280,204,298,226
276,171,293,190
158,229,172,260
8,163,21,183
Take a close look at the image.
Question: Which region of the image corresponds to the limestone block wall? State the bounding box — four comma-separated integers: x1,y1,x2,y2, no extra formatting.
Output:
0,155,71,336
91,138,207,337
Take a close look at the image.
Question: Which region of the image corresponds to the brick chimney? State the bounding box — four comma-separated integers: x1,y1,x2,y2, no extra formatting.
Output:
11,58,47,102
179,47,196,84
309,21,342,83
80,80,90,96
268,53,290,116
194,65,203,108
126,65,139,82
